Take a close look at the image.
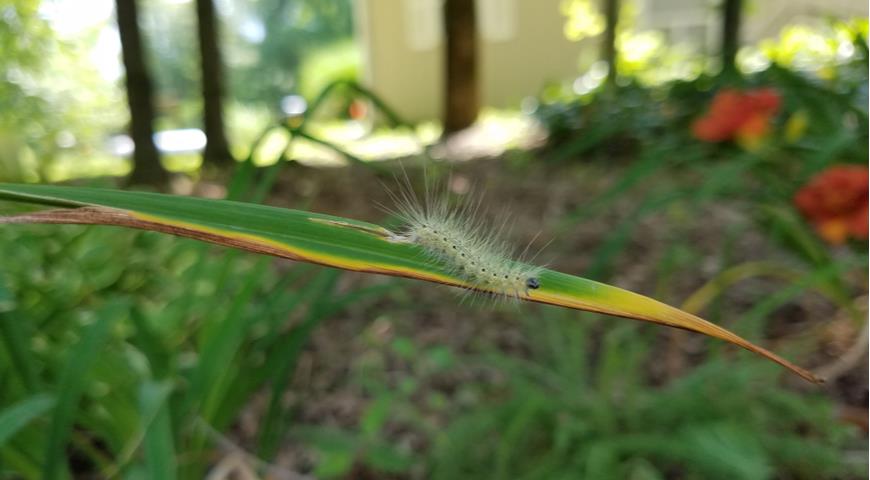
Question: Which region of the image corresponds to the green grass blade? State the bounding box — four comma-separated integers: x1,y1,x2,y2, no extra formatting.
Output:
0,183,821,384
258,269,343,458
42,299,123,480
0,394,55,447
186,256,269,422
0,312,41,393
139,380,176,480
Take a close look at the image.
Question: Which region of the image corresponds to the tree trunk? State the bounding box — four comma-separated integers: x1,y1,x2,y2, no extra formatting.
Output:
116,0,167,185
721,0,742,74
196,0,234,166
601,0,619,85
442,0,479,135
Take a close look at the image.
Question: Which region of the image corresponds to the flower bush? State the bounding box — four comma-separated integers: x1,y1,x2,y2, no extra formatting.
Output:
794,165,869,245
691,88,781,150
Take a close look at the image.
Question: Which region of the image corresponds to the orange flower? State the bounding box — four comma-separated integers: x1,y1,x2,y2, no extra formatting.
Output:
794,165,869,245
348,99,368,120
692,88,781,148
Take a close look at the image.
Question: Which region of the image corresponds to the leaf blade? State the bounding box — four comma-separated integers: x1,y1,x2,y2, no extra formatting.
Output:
0,184,821,384
0,394,55,447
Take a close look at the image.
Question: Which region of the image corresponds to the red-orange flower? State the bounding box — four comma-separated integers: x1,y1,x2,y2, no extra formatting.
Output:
692,88,781,149
794,165,869,245
348,99,368,120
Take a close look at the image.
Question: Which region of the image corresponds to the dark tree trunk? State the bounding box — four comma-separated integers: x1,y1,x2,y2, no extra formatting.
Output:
116,0,167,185
601,0,619,85
442,0,479,135
196,0,233,166
721,0,742,74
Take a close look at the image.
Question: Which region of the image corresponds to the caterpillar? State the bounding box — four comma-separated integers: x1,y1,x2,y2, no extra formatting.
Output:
384,171,543,300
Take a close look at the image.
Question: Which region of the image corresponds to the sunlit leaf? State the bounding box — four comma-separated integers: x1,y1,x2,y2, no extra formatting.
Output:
0,183,821,384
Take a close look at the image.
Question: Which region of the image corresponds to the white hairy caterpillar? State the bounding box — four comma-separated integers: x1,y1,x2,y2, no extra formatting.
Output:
383,170,544,300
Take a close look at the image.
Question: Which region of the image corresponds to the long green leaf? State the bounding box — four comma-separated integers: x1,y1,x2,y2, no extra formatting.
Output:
42,299,122,480
0,312,41,392
139,380,176,480
0,184,820,383
0,394,55,447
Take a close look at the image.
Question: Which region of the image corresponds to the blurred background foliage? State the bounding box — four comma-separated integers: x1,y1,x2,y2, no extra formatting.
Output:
0,0,867,478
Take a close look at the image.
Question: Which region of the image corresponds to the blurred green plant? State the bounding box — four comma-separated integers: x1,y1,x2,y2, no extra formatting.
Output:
289,314,468,478
1,7,867,478
228,77,412,172
539,20,868,296
0,0,125,183
425,309,865,480
745,19,870,75
538,19,868,164
298,40,361,106
227,0,355,107
0,133,399,478
0,220,396,478
560,0,707,84
537,61,869,464
525,45,868,479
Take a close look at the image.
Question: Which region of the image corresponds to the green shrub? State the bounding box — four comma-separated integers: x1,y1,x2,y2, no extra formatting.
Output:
427,309,865,480
298,41,361,107
0,224,392,478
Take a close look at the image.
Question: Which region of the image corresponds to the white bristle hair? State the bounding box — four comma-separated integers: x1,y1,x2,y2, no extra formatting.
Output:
382,168,544,301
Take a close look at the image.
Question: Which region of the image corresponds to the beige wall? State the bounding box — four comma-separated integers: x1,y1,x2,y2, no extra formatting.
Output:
355,0,590,122
482,1,593,109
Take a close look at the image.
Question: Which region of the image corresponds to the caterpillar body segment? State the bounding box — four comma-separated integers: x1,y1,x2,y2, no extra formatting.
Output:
386,177,542,300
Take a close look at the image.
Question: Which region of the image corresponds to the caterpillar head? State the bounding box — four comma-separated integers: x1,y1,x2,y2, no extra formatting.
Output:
525,277,540,290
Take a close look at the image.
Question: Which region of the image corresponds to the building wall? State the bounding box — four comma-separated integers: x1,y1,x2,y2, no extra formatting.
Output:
354,0,590,122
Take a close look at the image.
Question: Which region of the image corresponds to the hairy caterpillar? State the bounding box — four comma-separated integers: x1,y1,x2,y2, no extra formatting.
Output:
383,171,543,300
